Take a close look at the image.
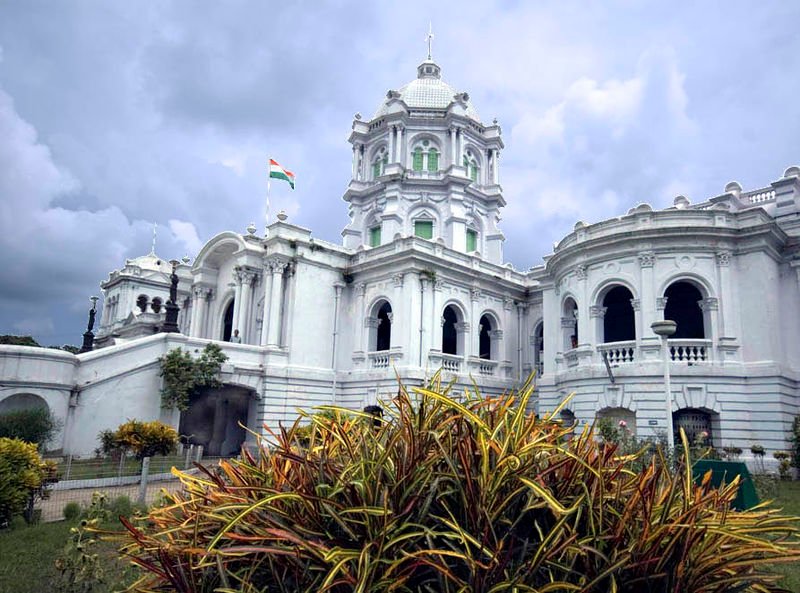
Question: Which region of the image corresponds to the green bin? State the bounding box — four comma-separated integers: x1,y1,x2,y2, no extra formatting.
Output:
692,459,760,511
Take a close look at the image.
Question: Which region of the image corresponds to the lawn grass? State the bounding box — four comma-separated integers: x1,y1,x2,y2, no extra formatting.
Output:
0,517,138,593
769,480,800,592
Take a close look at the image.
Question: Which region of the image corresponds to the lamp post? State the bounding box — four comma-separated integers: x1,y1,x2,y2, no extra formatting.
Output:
79,296,100,353
651,320,677,449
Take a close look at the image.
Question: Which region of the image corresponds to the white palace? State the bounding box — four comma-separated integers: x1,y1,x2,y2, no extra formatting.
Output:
1,56,799,461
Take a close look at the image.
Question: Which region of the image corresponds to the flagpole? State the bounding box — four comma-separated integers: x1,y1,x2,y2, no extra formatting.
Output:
265,157,271,237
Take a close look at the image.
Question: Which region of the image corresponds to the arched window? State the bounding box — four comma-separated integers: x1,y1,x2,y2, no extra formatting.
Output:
534,322,544,375
151,297,163,314
376,302,392,351
222,300,234,342
602,286,635,342
427,148,439,172
466,228,478,252
563,298,578,350
463,150,479,182
0,393,49,414
664,281,705,338
368,224,382,247
136,295,148,313
412,140,440,172
479,314,493,360
597,407,637,437
414,218,434,239
560,408,576,436
442,305,459,355
372,147,388,179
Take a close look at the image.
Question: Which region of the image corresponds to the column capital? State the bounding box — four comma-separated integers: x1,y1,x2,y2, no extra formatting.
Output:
393,273,405,288
454,321,470,333
638,251,656,268
630,298,641,311
503,297,514,310
589,305,607,318
575,264,588,280
364,316,380,328
266,257,289,274
698,297,719,311
470,287,481,301
715,251,731,266
488,329,504,340
656,296,668,310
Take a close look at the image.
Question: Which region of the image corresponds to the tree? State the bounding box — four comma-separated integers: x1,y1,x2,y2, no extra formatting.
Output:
158,343,228,410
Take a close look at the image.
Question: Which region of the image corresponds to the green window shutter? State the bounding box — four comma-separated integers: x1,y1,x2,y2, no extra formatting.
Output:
372,162,381,179
427,149,439,172
369,226,381,247
463,155,469,168
466,229,477,252
414,220,433,239
470,164,478,182
413,148,423,171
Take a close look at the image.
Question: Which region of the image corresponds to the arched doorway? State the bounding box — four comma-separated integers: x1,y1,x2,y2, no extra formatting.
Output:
222,300,234,342
534,322,544,375
664,282,705,338
376,301,392,351
179,386,255,457
479,314,493,360
602,286,635,342
597,407,637,437
673,408,714,447
442,305,459,355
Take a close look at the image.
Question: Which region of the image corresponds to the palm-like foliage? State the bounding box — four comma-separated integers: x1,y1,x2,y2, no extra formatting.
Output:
120,375,800,592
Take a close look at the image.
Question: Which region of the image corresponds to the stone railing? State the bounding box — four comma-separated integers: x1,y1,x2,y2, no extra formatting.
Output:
368,348,403,369
746,188,776,204
597,341,636,364
468,357,498,376
669,339,711,363
429,351,463,374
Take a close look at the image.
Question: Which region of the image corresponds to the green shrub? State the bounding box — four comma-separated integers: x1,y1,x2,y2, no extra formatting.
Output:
111,420,178,460
55,493,111,592
109,496,133,519
120,375,800,592
792,416,800,469
0,438,50,526
0,407,60,449
63,502,81,521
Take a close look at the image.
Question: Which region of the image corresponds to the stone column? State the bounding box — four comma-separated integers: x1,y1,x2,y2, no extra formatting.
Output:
469,287,480,359
393,274,404,349
232,269,245,337
189,286,205,338
449,126,457,167
489,329,504,361
259,272,273,346
431,279,443,353
266,259,288,347
638,251,656,341
351,144,359,179
388,126,396,163
355,282,367,353
575,265,589,349
238,270,256,343
396,126,404,167
715,251,732,338
492,149,500,184
202,288,215,338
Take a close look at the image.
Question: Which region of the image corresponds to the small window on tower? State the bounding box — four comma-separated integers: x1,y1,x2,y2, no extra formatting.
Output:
369,225,382,247
466,229,477,252
414,220,433,240
412,148,424,171
427,149,439,172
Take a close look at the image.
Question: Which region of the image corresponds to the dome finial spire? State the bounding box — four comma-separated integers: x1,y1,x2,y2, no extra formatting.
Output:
426,22,434,61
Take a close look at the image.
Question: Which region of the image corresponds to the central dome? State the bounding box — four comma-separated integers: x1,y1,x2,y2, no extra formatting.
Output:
373,59,481,122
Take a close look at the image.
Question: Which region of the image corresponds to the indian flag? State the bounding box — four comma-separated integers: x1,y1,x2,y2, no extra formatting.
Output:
269,159,295,189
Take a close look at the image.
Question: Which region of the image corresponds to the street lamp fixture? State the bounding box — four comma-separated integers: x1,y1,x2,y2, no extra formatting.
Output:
651,320,677,450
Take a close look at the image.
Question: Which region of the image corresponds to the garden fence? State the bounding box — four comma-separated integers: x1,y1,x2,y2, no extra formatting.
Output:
39,444,230,522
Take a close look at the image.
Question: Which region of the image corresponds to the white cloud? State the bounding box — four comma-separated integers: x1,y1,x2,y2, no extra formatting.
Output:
504,46,697,264
169,219,203,257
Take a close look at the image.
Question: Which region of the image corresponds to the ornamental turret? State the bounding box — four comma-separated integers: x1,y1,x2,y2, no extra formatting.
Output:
341,55,506,263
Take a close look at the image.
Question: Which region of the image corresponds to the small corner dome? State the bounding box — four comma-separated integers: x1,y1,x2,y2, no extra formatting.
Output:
573,221,587,230
724,181,743,194
373,59,481,122
126,252,171,273
673,195,690,208
627,203,653,215
783,165,800,179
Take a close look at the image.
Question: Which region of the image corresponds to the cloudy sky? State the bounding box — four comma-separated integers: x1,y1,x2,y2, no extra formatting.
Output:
1,1,798,346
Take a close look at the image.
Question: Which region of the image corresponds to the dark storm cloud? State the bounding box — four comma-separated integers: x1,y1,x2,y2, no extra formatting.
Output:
0,0,798,344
